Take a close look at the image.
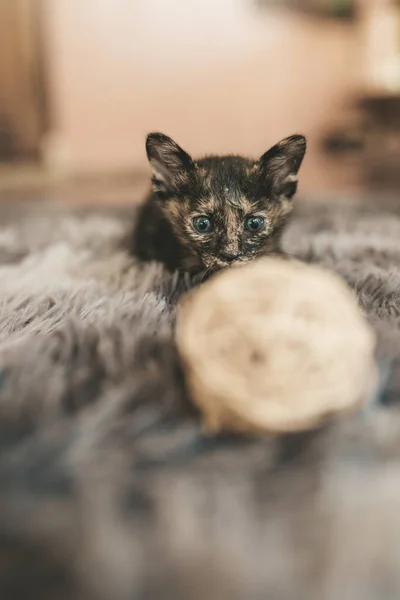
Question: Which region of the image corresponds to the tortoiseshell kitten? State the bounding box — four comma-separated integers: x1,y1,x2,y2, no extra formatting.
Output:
133,132,306,277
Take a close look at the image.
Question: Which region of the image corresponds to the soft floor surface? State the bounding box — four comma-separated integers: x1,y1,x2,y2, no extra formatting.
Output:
1,197,400,599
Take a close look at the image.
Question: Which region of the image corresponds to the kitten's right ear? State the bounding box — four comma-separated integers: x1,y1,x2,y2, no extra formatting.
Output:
146,133,195,197
257,134,306,199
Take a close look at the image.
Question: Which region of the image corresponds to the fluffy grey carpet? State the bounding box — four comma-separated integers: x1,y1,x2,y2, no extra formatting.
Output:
0,196,400,599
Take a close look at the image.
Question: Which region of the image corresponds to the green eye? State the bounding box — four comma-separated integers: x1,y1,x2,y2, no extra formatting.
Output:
245,216,265,233
193,216,212,233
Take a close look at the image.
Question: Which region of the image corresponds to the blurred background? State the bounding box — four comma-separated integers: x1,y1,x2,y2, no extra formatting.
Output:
0,0,400,205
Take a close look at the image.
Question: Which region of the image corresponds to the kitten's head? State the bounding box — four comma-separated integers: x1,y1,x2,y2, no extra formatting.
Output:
146,132,306,274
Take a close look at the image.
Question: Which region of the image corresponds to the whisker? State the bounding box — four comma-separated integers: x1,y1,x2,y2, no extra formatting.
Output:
273,250,299,261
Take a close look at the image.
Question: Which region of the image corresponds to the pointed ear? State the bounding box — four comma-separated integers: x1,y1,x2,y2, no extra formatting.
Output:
257,135,306,199
146,132,195,197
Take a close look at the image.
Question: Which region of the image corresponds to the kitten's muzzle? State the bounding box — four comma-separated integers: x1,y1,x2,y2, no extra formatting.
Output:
220,252,240,263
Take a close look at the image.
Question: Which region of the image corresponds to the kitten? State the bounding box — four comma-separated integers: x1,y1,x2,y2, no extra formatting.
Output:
132,132,306,276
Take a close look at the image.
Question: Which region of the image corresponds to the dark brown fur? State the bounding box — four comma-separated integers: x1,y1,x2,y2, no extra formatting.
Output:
133,133,306,275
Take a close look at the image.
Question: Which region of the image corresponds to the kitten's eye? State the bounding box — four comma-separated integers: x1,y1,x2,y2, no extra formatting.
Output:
245,216,265,233
193,216,212,233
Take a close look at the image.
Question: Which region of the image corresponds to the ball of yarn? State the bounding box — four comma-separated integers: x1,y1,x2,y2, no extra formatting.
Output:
176,258,377,434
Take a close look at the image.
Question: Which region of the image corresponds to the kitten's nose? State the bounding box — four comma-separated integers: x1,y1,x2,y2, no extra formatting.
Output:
221,252,239,263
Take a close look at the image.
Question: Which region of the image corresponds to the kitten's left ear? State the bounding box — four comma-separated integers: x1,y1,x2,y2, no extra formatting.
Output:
257,135,306,199
146,132,195,196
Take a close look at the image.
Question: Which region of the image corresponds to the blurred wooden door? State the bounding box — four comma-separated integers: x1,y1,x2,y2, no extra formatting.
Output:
0,0,46,160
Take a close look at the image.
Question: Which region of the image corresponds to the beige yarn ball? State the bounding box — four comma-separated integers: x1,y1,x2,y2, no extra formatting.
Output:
176,258,377,434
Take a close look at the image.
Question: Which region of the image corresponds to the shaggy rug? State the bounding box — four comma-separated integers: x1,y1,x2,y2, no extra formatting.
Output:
0,196,400,599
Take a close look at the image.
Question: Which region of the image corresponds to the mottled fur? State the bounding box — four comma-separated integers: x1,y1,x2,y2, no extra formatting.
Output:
133,132,306,274
0,198,400,598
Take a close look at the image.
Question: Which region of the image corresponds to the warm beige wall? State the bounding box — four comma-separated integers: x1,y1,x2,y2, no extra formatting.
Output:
41,0,361,192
